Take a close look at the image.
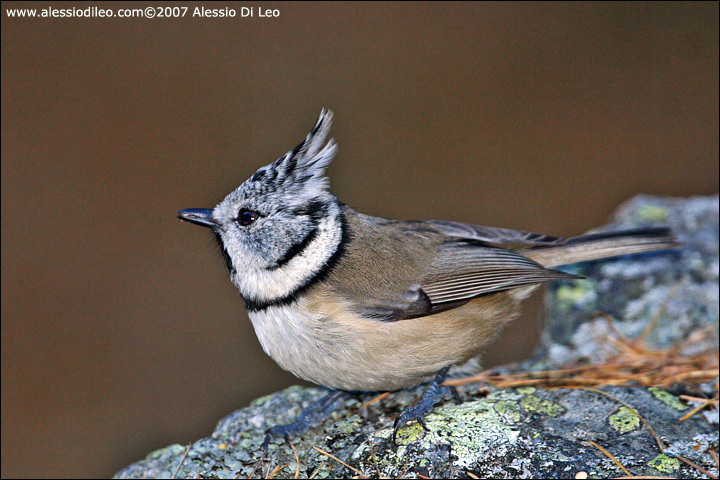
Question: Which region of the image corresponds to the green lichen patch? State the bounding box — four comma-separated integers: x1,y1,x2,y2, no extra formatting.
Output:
648,453,681,473
520,393,566,417
389,420,425,444
648,387,690,411
609,406,641,433
487,389,525,401
362,399,521,470
494,400,522,423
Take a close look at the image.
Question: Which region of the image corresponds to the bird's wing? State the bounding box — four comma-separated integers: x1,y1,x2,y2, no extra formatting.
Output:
354,238,579,322
425,220,566,246
420,240,578,306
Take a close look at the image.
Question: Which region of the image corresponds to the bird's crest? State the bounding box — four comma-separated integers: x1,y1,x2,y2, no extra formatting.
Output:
244,109,337,199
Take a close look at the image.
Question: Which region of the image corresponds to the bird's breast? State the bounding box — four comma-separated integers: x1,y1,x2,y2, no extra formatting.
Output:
247,286,535,391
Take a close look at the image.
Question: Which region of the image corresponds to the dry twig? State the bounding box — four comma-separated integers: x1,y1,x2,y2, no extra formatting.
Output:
312,446,368,479
586,440,631,476
172,444,191,479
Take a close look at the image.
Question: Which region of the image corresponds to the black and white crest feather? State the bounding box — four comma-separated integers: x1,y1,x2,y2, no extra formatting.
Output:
246,109,337,200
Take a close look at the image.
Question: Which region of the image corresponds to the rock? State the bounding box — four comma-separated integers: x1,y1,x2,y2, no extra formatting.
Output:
115,195,719,479
542,195,718,365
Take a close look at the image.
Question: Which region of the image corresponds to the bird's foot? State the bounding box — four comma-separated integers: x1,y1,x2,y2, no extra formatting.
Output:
392,366,461,444
263,389,350,452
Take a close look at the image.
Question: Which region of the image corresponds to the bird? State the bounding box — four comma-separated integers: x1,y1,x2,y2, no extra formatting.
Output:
178,109,679,448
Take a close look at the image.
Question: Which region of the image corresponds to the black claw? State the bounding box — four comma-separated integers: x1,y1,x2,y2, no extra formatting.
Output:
417,417,429,431
262,434,271,454
391,366,461,445
448,385,462,405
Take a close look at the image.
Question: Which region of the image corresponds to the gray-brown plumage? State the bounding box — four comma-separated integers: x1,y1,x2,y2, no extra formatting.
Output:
245,206,677,392
178,109,679,445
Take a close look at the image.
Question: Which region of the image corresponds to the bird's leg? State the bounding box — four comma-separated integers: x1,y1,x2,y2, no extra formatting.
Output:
263,389,351,452
393,366,462,444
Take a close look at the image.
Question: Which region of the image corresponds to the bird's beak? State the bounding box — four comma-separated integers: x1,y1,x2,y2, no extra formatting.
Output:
178,208,218,228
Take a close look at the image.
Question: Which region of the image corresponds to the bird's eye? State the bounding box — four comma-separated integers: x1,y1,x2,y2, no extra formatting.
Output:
238,210,259,226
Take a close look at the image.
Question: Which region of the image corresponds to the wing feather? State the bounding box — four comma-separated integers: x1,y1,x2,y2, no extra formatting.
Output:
347,216,580,322
426,220,565,246
421,242,578,305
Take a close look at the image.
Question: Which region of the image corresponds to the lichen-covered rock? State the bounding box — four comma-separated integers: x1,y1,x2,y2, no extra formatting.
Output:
542,195,718,365
115,196,719,479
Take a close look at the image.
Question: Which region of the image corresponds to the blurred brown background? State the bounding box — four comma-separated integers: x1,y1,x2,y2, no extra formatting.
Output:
2,2,718,477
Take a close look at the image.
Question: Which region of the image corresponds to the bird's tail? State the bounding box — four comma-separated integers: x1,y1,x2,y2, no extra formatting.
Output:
522,227,681,268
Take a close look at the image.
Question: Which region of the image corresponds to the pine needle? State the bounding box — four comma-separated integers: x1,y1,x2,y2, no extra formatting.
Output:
586,440,631,476
679,395,719,421
172,444,191,479
312,446,368,479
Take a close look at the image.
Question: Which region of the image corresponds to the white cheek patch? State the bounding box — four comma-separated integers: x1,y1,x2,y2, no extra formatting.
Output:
230,213,342,302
